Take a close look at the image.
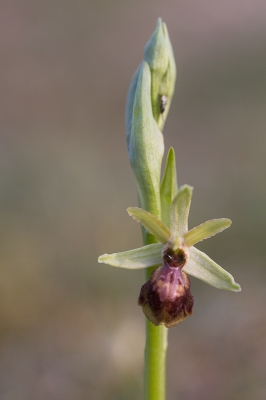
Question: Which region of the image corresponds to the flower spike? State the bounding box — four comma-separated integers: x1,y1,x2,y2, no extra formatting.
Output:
99,20,241,329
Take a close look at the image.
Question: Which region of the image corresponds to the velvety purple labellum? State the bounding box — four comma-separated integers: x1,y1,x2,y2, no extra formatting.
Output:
138,248,193,328
153,264,185,302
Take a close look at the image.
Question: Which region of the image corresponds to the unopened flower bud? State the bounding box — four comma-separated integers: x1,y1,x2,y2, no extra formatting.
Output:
144,18,176,131
126,19,176,142
138,247,194,328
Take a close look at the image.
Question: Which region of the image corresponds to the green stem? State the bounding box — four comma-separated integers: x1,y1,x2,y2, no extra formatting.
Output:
144,233,168,400
145,316,168,399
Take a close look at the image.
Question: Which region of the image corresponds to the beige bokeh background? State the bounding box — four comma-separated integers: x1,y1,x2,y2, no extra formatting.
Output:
1,1,266,399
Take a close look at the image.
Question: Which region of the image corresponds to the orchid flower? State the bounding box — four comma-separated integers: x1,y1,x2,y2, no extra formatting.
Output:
98,185,241,328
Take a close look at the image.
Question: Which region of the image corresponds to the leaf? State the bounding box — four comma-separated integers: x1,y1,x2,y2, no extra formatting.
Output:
184,219,232,247
127,207,171,244
184,247,241,292
98,243,163,269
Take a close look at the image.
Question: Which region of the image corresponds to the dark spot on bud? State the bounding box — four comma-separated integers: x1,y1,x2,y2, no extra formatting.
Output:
160,95,167,114
138,261,194,328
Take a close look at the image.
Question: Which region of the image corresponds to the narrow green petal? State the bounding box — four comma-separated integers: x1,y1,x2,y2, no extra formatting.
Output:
184,218,232,247
184,247,241,292
170,185,193,237
160,147,178,228
98,243,163,269
127,207,171,244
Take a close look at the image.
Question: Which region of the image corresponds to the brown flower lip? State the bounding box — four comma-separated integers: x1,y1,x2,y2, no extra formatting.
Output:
138,247,194,328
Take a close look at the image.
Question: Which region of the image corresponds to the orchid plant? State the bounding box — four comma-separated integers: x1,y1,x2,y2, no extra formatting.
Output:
98,19,241,400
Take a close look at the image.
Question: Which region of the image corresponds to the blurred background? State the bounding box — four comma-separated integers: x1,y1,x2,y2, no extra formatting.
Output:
1,1,266,399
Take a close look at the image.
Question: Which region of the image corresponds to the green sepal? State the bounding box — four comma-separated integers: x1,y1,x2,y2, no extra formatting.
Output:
128,61,164,218
184,247,241,292
184,218,232,247
170,185,193,237
127,207,171,244
144,18,176,131
160,147,178,227
98,243,163,269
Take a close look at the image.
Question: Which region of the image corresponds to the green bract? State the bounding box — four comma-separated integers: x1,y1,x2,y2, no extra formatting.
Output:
160,147,178,227
127,62,164,222
98,185,241,292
